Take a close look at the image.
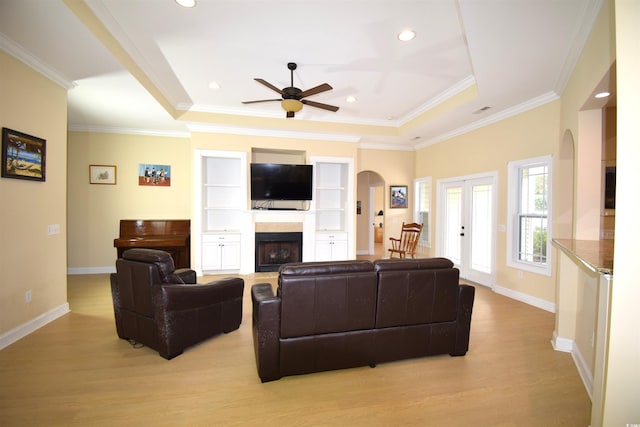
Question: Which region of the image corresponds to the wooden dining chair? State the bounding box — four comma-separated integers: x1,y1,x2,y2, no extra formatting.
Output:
388,222,423,258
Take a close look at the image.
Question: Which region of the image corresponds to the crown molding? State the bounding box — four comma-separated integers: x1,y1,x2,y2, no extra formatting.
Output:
400,75,477,125
186,122,360,143
0,32,75,90
67,124,190,138
357,142,415,152
416,91,560,149
554,0,604,95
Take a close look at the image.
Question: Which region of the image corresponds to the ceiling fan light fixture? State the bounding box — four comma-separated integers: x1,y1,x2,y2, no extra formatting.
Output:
281,99,303,113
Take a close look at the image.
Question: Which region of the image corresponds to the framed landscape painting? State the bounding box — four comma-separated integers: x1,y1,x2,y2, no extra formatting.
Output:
89,165,117,184
1,127,46,182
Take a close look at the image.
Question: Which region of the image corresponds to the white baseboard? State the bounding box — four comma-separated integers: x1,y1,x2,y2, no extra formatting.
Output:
493,284,556,313
551,332,593,401
551,333,574,352
571,342,594,400
0,303,70,350
67,266,115,275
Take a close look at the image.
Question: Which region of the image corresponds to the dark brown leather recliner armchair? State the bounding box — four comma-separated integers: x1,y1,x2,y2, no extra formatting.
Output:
110,248,244,359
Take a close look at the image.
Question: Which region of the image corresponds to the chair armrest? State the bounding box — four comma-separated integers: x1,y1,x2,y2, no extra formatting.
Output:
251,283,282,382
153,277,244,311
174,268,197,284
389,237,401,250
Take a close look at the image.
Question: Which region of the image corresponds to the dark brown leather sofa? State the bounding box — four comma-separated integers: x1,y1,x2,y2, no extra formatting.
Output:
251,257,475,382
110,248,244,359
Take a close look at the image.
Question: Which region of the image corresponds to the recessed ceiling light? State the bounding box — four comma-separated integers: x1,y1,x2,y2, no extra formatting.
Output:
398,29,416,42
175,0,196,8
346,96,356,103
595,91,610,99
209,81,220,90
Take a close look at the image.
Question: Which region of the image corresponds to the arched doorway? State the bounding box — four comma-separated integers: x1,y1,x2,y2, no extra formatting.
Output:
356,170,385,257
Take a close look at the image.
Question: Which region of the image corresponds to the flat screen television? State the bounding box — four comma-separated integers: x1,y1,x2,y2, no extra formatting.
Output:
250,163,313,201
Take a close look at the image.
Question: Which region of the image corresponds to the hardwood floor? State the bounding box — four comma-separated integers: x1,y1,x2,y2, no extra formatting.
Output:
0,271,590,426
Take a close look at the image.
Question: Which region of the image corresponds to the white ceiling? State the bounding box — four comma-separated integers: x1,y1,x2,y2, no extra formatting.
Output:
0,0,604,149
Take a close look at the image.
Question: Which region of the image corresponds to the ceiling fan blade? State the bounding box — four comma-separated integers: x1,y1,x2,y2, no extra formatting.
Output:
254,78,284,95
301,99,339,112
242,99,281,104
298,83,333,98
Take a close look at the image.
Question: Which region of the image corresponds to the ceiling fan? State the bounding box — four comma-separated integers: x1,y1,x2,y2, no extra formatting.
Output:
242,62,339,118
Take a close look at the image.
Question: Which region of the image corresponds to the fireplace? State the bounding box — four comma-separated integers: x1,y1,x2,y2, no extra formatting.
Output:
255,232,302,272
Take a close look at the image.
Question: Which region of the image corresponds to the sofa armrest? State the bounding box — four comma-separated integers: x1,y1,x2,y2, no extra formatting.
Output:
451,284,476,356
251,283,282,382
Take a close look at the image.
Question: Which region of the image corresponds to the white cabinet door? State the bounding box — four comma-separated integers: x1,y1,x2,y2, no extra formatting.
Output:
315,232,348,261
202,241,222,270
202,233,241,271
220,241,241,270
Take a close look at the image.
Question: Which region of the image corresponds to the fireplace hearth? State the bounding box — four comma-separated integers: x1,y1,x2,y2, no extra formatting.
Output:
255,232,302,272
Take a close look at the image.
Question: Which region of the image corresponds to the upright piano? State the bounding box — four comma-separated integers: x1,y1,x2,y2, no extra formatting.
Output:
114,219,191,269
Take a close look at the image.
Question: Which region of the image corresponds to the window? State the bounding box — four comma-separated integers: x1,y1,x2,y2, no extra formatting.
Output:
414,177,431,247
507,155,552,275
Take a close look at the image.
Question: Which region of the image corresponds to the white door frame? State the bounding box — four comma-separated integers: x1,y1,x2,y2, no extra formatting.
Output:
369,186,376,254
436,171,497,287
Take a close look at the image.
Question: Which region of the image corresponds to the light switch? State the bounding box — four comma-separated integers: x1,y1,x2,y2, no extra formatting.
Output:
47,224,61,235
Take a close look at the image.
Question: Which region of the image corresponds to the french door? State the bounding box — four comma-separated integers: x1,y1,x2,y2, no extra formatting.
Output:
438,173,496,286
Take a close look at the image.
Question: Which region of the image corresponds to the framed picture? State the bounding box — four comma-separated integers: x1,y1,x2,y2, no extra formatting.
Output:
1,127,46,182
390,185,408,209
139,163,171,186
89,164,116,185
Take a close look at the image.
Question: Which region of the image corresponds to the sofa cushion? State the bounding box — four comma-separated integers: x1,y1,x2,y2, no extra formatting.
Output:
278,261,377,338
374,259,460,328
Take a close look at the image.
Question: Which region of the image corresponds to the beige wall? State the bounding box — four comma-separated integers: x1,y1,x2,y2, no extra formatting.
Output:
67,132,192,271
0,51,68,335
415,101,561,303
66,131,360,270
357,148,415,253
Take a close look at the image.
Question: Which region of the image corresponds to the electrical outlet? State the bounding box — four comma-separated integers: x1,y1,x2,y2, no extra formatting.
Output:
517,271,523,280
25,290,32,303
47,224,61,235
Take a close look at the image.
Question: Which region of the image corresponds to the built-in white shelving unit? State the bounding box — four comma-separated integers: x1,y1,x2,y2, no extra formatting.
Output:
194,150,247,274
312,157,354,261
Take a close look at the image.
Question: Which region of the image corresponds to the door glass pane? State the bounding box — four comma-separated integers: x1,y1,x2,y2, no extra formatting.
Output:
471,184,492,274
416,179,430,246
443,186,462,264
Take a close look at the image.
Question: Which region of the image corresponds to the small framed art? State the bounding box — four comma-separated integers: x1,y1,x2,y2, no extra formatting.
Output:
390,185,408,209
89,165,117,185
139,164,171,186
